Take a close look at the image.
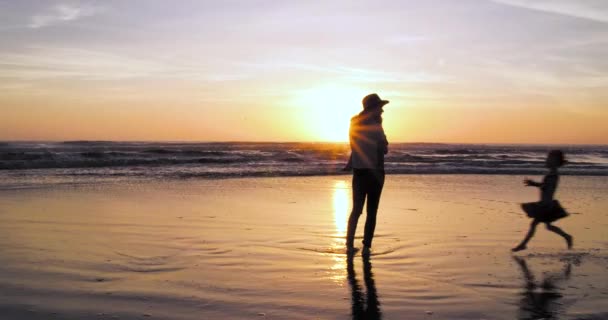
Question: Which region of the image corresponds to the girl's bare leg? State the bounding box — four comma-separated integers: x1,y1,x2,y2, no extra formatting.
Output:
512,220,540,252
545,223,573,249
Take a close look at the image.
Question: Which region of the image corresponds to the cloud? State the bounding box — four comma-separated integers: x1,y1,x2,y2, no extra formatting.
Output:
384,35,428,46
0,46,166,81
239,61,445,84
29,3,103,28
491,0,608,23
0,46,253,83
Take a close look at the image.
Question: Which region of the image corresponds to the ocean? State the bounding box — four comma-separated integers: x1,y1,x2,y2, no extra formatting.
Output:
1,141,607,189
1,143,608,319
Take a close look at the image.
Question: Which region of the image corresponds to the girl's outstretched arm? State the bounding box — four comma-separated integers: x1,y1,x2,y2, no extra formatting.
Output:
524,179,542,187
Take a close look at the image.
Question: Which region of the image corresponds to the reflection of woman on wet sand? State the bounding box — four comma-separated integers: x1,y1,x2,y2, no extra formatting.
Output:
347,254,382,320
513,256,572,320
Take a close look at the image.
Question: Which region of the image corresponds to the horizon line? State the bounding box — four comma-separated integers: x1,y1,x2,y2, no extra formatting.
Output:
1,140,607,147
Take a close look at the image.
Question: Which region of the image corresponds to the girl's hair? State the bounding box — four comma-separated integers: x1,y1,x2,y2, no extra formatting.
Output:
548,150,566,167
358,109,383,124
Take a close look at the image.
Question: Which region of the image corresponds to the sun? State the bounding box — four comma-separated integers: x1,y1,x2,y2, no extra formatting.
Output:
290,84,367,142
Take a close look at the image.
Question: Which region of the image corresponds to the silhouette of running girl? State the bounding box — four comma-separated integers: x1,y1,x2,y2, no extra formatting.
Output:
512,150,573,252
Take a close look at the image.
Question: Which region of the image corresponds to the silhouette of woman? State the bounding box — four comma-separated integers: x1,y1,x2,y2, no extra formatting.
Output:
344,93,389,255
512,150,572,252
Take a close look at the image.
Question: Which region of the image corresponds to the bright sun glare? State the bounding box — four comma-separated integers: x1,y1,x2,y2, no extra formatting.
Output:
333,180,349,237
291,84,367,142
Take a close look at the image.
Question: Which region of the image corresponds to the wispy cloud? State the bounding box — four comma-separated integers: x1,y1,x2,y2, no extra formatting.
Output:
492,0,608,23
0,47,161,80
239,61,445,84
384,35,428,46
29,3,103,28
0,46,252,83
0,82,33,91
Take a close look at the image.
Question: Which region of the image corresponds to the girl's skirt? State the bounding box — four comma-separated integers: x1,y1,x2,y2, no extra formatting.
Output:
521,200,569,223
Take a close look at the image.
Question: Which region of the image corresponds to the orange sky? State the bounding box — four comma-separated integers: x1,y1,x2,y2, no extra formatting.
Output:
1,1,607,144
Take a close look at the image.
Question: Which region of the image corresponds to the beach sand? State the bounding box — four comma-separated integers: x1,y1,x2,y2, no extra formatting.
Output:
0,175,606,319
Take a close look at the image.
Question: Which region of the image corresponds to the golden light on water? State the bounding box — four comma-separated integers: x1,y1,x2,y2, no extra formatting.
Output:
329,179,350,284
332,180,349,237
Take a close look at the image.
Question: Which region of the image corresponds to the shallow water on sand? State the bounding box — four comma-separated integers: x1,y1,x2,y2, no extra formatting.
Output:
0,175,606,319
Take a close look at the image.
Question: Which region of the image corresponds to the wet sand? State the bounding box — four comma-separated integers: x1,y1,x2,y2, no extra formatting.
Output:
0,175,606,319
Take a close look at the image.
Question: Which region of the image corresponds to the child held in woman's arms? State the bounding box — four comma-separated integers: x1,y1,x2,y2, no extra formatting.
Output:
512,150,573,252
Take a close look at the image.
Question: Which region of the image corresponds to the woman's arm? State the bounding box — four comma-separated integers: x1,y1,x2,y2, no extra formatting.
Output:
343,153,353,171
381,137,388,155
380,127,388,155
343,120,355,171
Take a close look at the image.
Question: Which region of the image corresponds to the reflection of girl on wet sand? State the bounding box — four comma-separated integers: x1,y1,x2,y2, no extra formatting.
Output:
512,150,573,252
513,256,572,320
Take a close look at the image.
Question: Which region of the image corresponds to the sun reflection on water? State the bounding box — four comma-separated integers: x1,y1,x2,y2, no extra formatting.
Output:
333,180,349,237
329,180,350,283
